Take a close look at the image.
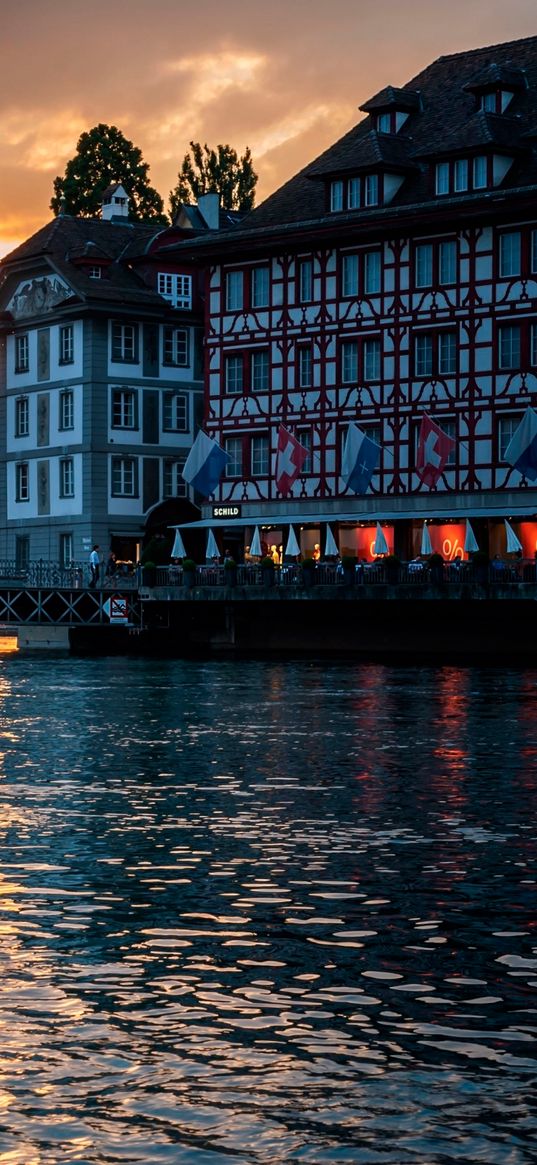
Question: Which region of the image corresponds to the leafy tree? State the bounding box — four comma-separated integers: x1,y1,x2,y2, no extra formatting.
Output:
51,124,167,222
169,142,257,218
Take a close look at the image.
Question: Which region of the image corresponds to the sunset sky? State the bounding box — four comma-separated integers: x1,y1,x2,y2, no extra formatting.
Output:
1,0,536,256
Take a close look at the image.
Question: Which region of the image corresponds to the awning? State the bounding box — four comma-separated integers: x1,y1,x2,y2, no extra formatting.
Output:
171,502,537,530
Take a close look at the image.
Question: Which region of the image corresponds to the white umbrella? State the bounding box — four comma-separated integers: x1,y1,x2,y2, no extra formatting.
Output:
249,526,262,557
464,520,479,553
206,528,220,560
373,523,389,555
505,519,523,554
171,529,186,559
324,525,339,557
285,526,301,557
420,523,433,556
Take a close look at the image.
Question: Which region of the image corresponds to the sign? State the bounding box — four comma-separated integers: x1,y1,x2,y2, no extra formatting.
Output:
212,504,242,519
103,596,129,624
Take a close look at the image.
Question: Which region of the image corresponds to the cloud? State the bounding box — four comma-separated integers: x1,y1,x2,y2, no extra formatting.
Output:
0,109,86,172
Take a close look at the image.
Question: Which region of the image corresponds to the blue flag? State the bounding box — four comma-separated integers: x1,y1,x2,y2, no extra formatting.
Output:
181,431,230,497
341,423,381,493
504,408,537,482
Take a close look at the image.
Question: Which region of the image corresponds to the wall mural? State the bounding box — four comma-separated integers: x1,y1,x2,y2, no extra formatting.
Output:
7,275,72,319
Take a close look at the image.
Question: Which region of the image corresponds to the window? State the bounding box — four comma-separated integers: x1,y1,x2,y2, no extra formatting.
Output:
439,241,457,285
15,536,29,572
342,340,358,384
16,462,29,502
498,324,521,370
377,112,392,133
364,338,381,381
342,254,359,297
415,333,433,377
251,435,269,476
436,157,489,195
59,457,74,498
111,323,137,362
59,324,74,364
330,180,344,212
163,392,188,432
163,326,189,366
164,458,187,498
473,155,487,189
111,388,137,429
298,345,313,388
499,232,521,278
297,429,312,472
532,322,537,367
365,174,379,206
298,259,313,303
88,266,102,279
438,332,457,375
15,397,29,438
499,415,522,459
15,334,29,373
364,251,381,294
59,389,74,431
341,250,382,297
225,271,244,311
454,159,468,192
158,273,192,309
111,456,137,497
414,240,457,289
415,244,433,288
532,230,537,274
347,177,361,209
251,350,269,393
225,354,244,394
225,437,243,477
251,266,270,308
414,330,457,378
60,533,73,568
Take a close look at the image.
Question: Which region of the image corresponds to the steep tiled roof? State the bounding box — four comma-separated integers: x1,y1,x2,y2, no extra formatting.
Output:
359,86,421,113
241,34,537,230
309,130,418,176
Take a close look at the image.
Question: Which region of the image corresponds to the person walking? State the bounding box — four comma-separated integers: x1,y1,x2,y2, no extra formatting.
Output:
89,545,101,588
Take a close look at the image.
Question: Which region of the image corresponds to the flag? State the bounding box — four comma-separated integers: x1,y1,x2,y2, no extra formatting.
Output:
275,425,308,494
181,431,230,497
341,423,381,493
416,414,456,487
504,408,537,482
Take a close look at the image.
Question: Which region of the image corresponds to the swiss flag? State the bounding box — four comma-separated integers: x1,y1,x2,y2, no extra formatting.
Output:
416,414,456,487
275,425,308,494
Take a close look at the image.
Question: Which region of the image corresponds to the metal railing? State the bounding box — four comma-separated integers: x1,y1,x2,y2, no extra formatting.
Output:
152,560,537,589
0,560,139,590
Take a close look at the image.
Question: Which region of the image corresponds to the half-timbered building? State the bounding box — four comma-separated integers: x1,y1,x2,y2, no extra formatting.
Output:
174,34,537,562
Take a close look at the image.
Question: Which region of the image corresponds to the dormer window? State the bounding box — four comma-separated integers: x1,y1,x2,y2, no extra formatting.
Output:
88,266,102,279
479,89,514,113
330,174,380,212
377,112,392,133
435,156,490,195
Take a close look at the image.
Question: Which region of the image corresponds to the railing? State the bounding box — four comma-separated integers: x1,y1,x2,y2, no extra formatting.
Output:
0,560,139,590
152,560,537,589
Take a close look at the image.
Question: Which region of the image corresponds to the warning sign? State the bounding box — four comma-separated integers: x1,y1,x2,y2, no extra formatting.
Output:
106,595,129,624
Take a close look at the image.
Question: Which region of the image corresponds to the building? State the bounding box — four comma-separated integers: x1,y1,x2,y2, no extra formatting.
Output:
0,189,212,570
171,34,537,563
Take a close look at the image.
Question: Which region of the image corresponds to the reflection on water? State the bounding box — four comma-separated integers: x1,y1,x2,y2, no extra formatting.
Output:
0,657,535,1163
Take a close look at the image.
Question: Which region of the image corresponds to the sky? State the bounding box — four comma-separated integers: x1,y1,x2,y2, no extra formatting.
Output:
1,0,536,256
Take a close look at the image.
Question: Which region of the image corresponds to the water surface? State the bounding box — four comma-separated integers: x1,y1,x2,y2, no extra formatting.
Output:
0,658,535,1163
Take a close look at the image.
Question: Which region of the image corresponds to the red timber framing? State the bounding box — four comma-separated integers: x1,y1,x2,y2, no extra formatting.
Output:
162,36,537,555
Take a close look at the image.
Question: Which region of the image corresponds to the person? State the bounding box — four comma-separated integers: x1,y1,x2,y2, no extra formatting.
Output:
312,543,321,561
105,551,117,580
89,545,101,588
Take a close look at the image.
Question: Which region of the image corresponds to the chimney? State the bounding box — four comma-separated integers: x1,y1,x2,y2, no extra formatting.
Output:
198,192,220,230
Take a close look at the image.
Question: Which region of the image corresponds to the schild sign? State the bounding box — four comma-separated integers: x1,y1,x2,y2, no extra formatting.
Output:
212,504,242,519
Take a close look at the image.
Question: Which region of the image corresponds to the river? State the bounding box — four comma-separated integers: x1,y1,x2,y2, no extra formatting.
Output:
0,656,535,1163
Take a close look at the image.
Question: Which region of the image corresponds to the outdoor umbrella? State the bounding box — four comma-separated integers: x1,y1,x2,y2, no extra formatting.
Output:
464,520,479,553
504,519,523,554
285,526,301,557
324,525,339,557
249,526,262,557
373,523,389,555
420,523,433,556
171,529,186,559
206,528,220,560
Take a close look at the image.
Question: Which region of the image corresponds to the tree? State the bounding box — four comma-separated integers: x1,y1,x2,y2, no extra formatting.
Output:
169,142,257,219
50,124,167,222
